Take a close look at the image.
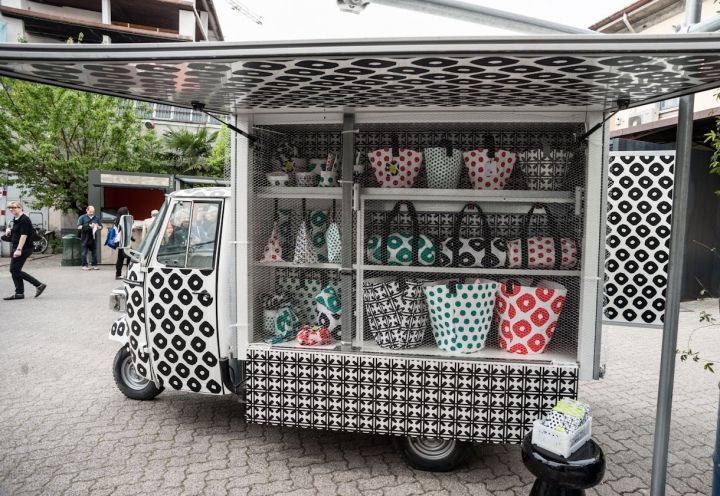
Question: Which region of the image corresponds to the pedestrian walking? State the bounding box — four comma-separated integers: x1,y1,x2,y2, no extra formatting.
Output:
3,201,46,300
77,205,102,270
115,207,131,280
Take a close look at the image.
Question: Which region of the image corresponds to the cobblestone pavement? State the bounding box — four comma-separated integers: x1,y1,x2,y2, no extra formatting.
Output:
0,256,718,495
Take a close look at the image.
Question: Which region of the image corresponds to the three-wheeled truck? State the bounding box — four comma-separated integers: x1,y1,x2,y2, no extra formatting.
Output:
3,34,720,470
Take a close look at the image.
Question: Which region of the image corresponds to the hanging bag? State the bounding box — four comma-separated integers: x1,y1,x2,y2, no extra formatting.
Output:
296,325,334,346
422,278,498,353
309,208,329,262
325,201,342,264
259,200,284,262
507,203,578,269
463,134,517,190
293,200,319,265
495,279,567,355
438,203,506,268
424,140,463,189
362,277,428,350
367,136,423,188
366,201,436,266
262,293,299,344
104,226,118,250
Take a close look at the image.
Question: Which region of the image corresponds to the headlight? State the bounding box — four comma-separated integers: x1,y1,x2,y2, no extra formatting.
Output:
109,288,127,313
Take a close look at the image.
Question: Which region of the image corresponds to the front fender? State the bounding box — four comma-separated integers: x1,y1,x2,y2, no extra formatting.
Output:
109,315,130,345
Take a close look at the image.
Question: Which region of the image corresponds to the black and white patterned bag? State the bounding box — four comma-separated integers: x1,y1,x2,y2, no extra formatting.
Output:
362,277,428,350
439,203,506,268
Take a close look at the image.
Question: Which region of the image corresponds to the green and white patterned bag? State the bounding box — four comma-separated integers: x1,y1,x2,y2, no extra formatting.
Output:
422,278,499,353
325,201,341,264
365,201,436,266
277,276,322,325
424,143,463,189
315,285,341,340
309,209,329,262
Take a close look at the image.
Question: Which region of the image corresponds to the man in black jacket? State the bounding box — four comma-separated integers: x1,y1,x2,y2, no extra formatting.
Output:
77,205,102,270
3,201,46,300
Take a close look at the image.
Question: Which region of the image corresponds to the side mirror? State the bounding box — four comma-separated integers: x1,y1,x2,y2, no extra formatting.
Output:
119,214,134,249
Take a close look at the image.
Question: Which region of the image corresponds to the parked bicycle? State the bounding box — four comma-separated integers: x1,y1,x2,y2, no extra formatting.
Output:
32,225,48,254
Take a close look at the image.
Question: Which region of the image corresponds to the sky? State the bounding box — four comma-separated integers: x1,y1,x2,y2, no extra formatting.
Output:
213,0,634,42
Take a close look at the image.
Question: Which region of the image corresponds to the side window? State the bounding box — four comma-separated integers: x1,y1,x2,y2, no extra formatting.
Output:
156,201,192,267
187,202,220,269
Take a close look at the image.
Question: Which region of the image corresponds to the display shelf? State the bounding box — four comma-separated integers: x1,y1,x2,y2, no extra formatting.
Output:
362,188,575,204
256,261,343,270
360,265,581,277
360,340,577,364
251,340,338,351
257,186,342,199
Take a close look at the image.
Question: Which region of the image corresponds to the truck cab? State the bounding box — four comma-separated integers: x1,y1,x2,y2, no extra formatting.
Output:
110,188,237,398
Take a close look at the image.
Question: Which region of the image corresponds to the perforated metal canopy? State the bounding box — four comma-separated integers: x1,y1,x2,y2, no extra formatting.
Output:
0,34,719,113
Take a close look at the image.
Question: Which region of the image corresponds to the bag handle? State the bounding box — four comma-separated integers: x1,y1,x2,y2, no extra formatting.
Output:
483,133,496,160
331,200,336,223
450,203,492,267
520,203,562,269
391,134,400,158
439,138,453,157
273,199,279,223
381,201,420,265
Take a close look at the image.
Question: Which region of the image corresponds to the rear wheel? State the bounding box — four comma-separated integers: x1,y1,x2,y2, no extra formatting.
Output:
113,347,163,400
392,436,469,472
33,235,47,254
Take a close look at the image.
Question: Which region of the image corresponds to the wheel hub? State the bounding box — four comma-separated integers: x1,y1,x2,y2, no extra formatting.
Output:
121,356,149,390
406,437,457,461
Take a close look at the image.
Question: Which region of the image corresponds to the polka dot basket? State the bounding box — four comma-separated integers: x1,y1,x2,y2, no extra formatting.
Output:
422,278,499,353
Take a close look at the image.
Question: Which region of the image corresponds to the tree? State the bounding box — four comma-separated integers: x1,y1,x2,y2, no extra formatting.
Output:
0,77,164,212
161,127,221,176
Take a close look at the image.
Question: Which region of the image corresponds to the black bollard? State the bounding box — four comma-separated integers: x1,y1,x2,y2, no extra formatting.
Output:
521,433,605,496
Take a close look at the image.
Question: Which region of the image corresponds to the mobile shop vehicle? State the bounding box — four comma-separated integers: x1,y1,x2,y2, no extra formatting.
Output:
3,35,719,470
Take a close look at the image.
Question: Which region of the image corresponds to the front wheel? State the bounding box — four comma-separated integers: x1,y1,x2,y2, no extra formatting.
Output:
393,436,469,472
113,347,163,400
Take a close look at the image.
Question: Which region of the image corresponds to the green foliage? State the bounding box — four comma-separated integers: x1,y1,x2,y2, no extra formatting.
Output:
707,117,720,192
161,126,222,177
207,125,230,175
0,77,165,212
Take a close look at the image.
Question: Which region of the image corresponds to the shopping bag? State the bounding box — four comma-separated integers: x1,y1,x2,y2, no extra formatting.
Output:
367,147,423,188
495,279,567,355
296,325,334,346
309,209,329,262
277,276,322,325
259,222,283,262
326,201,341,264
463,146,516,190
293,218,318,264
424,143,463,189
366,201,436,266
438,203,506,268
261,293,299,344
362,277,428,350
315,285,341,339
506,203,578,269
422,278,498,353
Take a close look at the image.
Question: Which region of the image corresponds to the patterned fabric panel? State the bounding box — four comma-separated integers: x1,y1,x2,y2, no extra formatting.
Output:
146,267,224,394
604,152,673,326
246,348,578,443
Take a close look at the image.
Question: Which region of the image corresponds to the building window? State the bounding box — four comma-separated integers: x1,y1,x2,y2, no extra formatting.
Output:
191,111,208,124
174,107,192,122
659,98,679,111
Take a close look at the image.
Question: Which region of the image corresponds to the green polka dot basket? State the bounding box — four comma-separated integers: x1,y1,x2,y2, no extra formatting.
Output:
422,278,499,353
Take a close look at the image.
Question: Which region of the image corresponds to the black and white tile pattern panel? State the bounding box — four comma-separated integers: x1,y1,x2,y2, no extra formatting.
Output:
146,267,224,394
246,348,578,443
604,152,674,326
3,50,720,112
119,265,154,380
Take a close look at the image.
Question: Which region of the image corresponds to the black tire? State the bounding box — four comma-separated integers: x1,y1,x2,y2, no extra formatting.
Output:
392,436,469,472
112,346,163,400
33,235,47,254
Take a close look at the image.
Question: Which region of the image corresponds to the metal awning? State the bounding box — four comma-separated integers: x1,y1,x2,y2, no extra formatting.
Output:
0,34,720,113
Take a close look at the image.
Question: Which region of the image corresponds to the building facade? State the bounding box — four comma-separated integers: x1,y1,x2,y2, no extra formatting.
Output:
591,0,719,141
0,0,223,44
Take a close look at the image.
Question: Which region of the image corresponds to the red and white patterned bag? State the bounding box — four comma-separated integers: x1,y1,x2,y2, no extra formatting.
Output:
368,147,423,188
506,203,578,269
259,222,283,262
495,279,567,355
462,148,516,190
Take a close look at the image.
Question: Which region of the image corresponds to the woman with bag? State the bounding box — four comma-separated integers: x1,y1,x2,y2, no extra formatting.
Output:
115,207,131,280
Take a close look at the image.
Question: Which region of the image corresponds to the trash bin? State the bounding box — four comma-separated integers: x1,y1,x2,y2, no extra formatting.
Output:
61,234,81,266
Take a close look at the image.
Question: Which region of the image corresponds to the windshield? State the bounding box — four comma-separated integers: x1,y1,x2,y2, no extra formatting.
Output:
138,199,169,259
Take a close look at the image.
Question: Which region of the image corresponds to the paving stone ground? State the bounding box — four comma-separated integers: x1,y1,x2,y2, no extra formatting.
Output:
0,255,718,495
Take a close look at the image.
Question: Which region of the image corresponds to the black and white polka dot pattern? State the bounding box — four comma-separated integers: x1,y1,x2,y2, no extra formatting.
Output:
122,265,154,380
3,42,720,112
604,152,674,326
247,348,578,443
146,267,224,394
